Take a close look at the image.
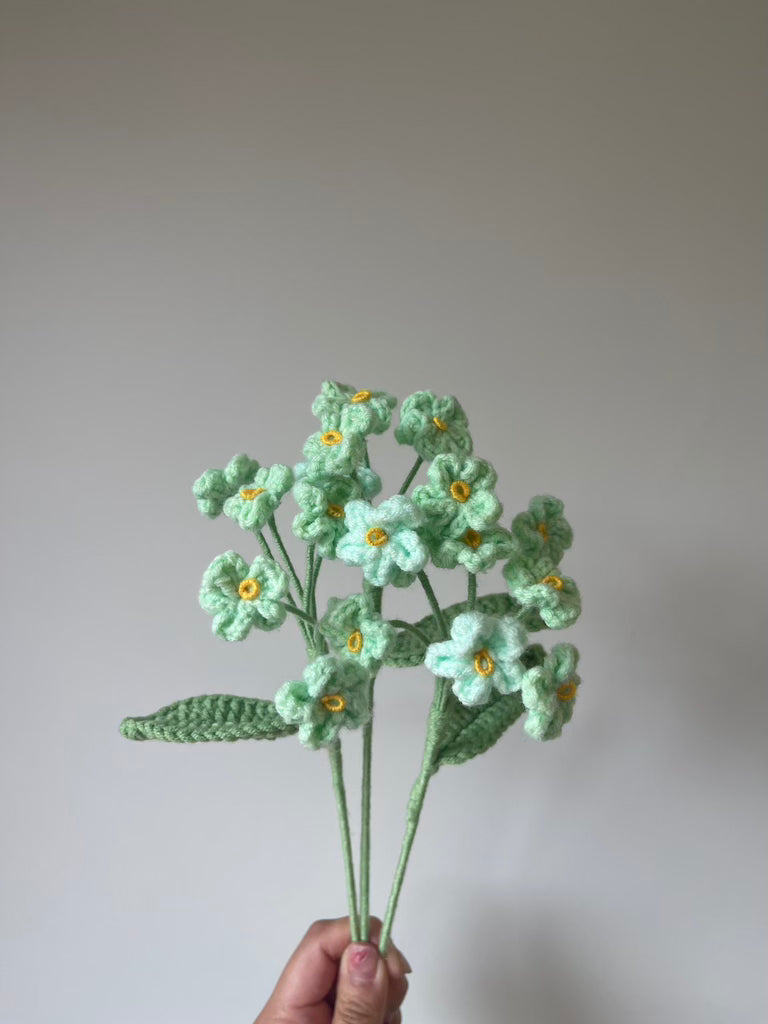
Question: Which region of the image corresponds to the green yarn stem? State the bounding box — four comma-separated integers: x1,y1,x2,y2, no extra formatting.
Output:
388,618,432,648
268,515,305,603
398,455,424,495
417,570,450,640
309,554,324,651
329,739,360,942
359,585,382,942
379,674,449,956
360,674,375,942
259,529,310,645
468,573,477,611
278,602,316,626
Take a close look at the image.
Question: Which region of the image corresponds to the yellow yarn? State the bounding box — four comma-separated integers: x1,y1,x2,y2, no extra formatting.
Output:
347,630,364,653
557,681,577,701
350,390,372,403
541,574,564,590
473,648,495,677
365,527,388,547
450,480,471,503
240,487,265,500
432,416,447,430
321,430,343,446
320,694,347,712
238,578,261,601
463,529,483,549
326,503,345,519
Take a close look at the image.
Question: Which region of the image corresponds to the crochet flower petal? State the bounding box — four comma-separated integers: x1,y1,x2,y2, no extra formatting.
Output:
511,495,574,566
275,655,372,750
193,454,260,518
312,381,397,436
395,391,473,461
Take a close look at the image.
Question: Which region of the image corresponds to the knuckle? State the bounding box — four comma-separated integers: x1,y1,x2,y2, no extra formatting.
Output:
334,995,377,1024
307,918,330,937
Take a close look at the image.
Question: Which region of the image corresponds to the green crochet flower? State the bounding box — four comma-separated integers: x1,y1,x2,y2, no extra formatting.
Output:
521,643,580,741
302,429,366,476
274,655,372,749
395,391,473,461
199,551,288,640
336,496,429,587
510,495,573,566
312,381,397,436
503,557,581,630
424,611,528,707
319,593,395,670
430,524,516,573
294,461,382,500
222,464,294,534
292,474,363,558
412,454,502,539
193,454,260,519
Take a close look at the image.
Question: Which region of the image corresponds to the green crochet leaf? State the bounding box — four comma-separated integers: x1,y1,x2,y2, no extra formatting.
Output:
120,694,298,743
384,590,517,668
431,689,525,772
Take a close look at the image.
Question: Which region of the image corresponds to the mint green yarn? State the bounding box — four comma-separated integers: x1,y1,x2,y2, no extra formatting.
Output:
274,655,371,749
521,642,580,740
199,551,288,640
302,429,366,476
320,593,395,670
222,463,293,534
294,462,382,500
510,495,574,566
413,453,502,538
395,391,473,461
503,557,581,630
336,496,429,587
312,381,397,436
292,472,373,558
424,611,528,707
430,523,515,573
193,454,260,518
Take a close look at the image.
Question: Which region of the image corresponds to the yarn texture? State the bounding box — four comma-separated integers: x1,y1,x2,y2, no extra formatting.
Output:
120,381,584,955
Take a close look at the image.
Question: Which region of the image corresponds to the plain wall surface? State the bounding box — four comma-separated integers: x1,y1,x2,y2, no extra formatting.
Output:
1,2,766,1022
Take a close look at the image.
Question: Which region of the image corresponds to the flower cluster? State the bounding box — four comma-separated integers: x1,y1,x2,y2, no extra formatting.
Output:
190,382,582,749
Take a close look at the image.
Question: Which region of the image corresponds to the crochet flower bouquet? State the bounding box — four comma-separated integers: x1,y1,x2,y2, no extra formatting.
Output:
120,384,581,954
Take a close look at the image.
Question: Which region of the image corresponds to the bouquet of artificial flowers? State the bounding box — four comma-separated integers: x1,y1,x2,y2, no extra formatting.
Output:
121,383,581,954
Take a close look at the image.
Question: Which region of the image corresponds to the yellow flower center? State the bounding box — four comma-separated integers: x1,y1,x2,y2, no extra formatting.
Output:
540,574,564,590
557,680,578,702
537,522,549,541
326,503,345,519
321,430,343,446
365,527,388,546
473,648,495,677
463,529,483,549
320,694,346,713
433,416,447,431
240,487,265,500
450,480,471,503
238,578,261,601
350,390,372,403
347,630,364,653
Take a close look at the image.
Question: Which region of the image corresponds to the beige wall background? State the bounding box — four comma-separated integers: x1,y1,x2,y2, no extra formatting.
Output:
2,2,766,1022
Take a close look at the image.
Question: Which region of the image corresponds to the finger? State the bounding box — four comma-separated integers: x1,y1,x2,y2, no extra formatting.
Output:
384,1012,402,1024
332,942,389,1024
361,919,412,981
269,917,356,1011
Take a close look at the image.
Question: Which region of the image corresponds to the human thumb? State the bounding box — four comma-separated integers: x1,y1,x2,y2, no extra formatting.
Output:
332,942,389,1024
